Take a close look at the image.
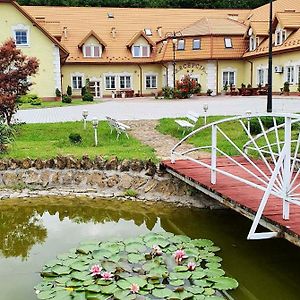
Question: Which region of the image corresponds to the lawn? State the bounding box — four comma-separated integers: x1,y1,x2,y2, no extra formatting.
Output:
19,99,100,110
156,116,298,157
1,122,157,161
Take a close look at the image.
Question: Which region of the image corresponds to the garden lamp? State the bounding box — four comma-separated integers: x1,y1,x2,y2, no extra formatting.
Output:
203,103,208,125
92,117,99,146
82,110,88,130
245,110,252,134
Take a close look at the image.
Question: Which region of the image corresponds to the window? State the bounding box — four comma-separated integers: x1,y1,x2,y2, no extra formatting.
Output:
224,37,233,48
249,36,256,51
83,45,101,57
144,28,152,36
275,30,287,46
177,39,185,50
146,75,157,89
72,76,83,89
120,76,131,89
105,75,116,89
258,69,265,85
193,39,201,50
222,71,235,87
286,66,295,84
132,45,150,57
15,30,28,45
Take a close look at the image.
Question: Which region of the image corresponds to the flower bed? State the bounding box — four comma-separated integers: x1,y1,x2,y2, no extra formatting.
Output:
35,233,238,299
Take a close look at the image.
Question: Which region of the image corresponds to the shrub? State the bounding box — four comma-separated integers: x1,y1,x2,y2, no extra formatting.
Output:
283,81,290,93
62,94,72,103
207,89,213,96
249,117,286,135
18,93,41,104
82,93,94,102
162,86,174,99
124,189,138,197
55,88,61,97
30,98,42,106
175,75,201,99
69,133,82,144
81,86,86,97
67,85,72,97
0,121,14,153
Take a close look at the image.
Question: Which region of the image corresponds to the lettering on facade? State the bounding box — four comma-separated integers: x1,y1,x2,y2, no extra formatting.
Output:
175,63,207,74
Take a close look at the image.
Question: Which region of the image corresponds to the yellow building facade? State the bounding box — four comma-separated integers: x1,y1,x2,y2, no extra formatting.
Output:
1,0,300,100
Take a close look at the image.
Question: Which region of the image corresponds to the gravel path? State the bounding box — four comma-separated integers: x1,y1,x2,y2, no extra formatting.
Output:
125,120,209,160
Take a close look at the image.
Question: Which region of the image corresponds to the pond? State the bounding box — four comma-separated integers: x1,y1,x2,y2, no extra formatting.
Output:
0,197,300,300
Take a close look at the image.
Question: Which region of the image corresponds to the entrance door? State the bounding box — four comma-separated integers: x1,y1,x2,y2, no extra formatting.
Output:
89,81,101,98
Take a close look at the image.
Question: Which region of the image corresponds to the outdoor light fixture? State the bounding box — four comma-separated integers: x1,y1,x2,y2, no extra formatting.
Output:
92,117,99,146
82,110,88,130
203,103,208,125
245,110,252,133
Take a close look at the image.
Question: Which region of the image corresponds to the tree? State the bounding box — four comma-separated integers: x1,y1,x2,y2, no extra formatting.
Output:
0,39,39,124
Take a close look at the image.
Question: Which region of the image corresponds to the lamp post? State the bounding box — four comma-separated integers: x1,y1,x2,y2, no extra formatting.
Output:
267,0,273,113
203,103,208,125
92,118,99,146
246,110,252,133
82,110,88,130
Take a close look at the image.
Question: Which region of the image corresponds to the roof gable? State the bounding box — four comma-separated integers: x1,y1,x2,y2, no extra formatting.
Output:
78,30,107,48
126,31,155,48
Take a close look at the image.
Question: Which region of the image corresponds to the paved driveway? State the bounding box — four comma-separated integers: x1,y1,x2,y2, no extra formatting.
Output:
16,96,300,123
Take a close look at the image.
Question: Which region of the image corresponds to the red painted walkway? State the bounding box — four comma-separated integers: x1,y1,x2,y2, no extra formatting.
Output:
161,157,300,246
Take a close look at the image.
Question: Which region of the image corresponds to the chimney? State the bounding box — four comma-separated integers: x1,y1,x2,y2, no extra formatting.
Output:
63,26,68,39
157,26,163,38
111,27,116,38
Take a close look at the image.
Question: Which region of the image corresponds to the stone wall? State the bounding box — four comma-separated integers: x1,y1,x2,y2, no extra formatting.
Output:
0,156,219,208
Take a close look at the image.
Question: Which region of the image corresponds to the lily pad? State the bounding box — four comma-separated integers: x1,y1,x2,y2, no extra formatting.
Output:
209,277,239,290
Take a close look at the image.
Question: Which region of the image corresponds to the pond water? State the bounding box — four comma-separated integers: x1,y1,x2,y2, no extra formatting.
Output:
0,197,300,300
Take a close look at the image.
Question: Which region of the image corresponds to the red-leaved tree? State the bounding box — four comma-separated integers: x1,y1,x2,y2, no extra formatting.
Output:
0,39,39,124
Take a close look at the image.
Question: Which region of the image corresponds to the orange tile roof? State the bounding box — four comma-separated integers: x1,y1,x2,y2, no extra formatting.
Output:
275,11,300,29
23,5,250,64
246,21,269,37
78,30,107,48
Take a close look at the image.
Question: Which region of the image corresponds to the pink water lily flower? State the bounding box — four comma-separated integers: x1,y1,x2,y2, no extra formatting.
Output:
101,271,114,281
187,262,196,271
174,249,188,264
90,264,102,277
130,283,140,294
152,245,163,256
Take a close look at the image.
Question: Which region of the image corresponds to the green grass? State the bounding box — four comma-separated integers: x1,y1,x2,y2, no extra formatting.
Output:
1,122,157,161
156,116,298,157
19,99,100,110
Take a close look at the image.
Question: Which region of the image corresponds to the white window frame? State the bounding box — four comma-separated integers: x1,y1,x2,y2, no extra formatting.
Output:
257,67,268,86
132,45,150,58
249,35,256,51
83,44,102,58
222,70,236,87
224,37,233,48
105,75,116,90
12,24,30,47
145,74,158,89
119,75,132,89
72,75,83,89
177,39,185,51
193,39,201,50
286,66,295,84
275,29,287,46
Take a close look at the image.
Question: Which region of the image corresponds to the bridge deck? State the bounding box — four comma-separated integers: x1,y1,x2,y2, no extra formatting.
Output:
161,157,300,247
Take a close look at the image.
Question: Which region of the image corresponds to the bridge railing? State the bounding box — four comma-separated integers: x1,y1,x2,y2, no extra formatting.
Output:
170,113,300,240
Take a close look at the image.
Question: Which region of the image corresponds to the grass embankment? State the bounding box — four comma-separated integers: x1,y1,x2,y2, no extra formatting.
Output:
19,99,99,110
1,122,156,161
156,116,297,156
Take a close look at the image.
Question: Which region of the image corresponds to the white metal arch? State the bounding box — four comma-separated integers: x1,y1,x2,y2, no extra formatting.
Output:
171,113,300,240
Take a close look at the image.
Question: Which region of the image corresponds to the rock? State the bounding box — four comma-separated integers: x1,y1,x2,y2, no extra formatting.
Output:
94,156,106,169
74,171,87,185
40,171,51,188
87,172,106,187
24,170,40,185
80,155,93,169
145,160,157,177
106,157,118,170
120,159,130,172
45,158,55,169
8,159,19,170
143,179,157,193
130,159,145,172
66,156,77,169
21,158,32,169
106,175,119,187
50,172,60,185
0,160,8,171
131,177,147,189
34,159,44,170
56,156,67,169
62,171,73,185
2,172,20,186
119,173,132,189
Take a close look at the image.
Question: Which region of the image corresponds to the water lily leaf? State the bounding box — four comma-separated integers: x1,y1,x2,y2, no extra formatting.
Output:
193,280,211,288
204,269,225,278
185,248,199,257
127,276,148,288
204,246,220,253
56,276,71,285
128,253,144,264
102,261,117,272
206,256,222,263
70,262,89,272
52,266,71,275
206,263,221,269
152,288,172,298
169,279,184,287
142,261,160,272
203,296,223,300
45,260,62,268
209,277,238,290
203,288,215,296
85,285,101,293
37,290,55,299
100,283,118,294
57,253,70,261
168,290,193,300
72,292,86,300
116,279,131,290
170,272,191,280
143,283,155,291
191,271,206,280
65,280,82,288
114,290,130,299
192,239,214,248
170,235,191,244
185,286,204,295
77,244,99,254
192,295,205,300
174,266,188,272
71,271,91,281
86,292,110,300
92,250,112,260
125,242,146,253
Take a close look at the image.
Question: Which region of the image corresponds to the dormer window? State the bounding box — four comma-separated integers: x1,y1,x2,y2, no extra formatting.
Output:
132,45,150,57
83,44,101,57
275,29,286,46
144,28,152,36
224,37,233,48
177,39,185,50
249,36,259,51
